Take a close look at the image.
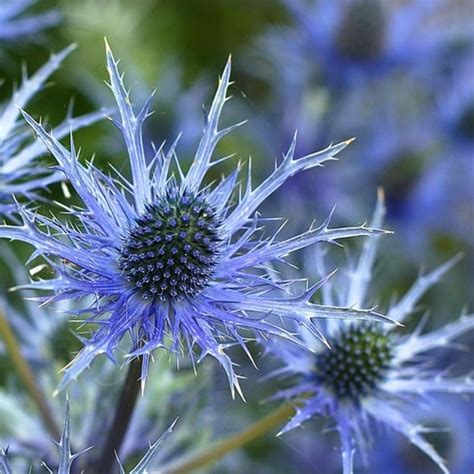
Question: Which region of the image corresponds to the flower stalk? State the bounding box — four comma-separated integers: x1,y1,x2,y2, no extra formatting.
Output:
160,403,295,473
93,356,143,473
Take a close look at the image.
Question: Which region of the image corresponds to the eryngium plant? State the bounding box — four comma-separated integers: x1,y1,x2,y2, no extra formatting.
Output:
0,42,390,397
269,192,474,473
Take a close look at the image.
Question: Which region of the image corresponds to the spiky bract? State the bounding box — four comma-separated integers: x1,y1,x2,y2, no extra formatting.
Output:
0,45,104,217
0,400,175,474
0,0,59,41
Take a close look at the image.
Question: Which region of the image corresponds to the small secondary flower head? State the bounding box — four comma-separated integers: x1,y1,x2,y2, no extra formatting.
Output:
407,54,474,245
0,42,390,397
269,191,474,473
281,0,451,87
313,321,393,402
0,45,104,216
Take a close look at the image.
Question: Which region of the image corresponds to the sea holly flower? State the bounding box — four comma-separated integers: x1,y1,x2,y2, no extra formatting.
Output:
408,54,474,244
246,0,473,232
0,0,59,42
281,0,452,88
0,44,105,217
269,192,474,473
0,42,390,397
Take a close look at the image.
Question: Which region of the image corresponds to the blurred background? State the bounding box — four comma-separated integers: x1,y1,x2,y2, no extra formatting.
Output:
0,1,473,473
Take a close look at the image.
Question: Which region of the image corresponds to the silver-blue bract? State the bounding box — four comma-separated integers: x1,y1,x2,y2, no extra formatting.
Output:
0,43,391,397
0,45,104,216
0,0,59,41
269,191,474,474
0,400,175,474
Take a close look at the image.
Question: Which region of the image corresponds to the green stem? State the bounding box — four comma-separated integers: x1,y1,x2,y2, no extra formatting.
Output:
160,403,295,474
0,307,61,440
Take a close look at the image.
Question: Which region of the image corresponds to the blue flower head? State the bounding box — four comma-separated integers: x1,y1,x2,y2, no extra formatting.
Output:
0,42,390,397
406,53,474,245
250,2,474,253
0,0,59,42
282,0,450,87
437,53,474,148
269,191,474,473
0,45,104,217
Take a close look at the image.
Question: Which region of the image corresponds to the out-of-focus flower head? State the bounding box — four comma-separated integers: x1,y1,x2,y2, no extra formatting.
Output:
247,1,473,259
0,43,391,398
0,0,59,42
244,0,455,227
0,45,104,217
407,53,474,246
268,192,474,473
281,0,452,88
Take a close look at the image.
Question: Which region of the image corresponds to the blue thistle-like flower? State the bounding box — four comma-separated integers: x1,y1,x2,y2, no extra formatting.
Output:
0,45,104,217
407,53,474,244
247,1,473,257
0,43,390,397
0,0,59,42
244,1,459,227
269,191,474,473
281,0,452,88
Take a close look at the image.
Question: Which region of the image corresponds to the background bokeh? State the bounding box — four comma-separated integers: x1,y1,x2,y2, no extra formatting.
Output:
1,1,473,473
